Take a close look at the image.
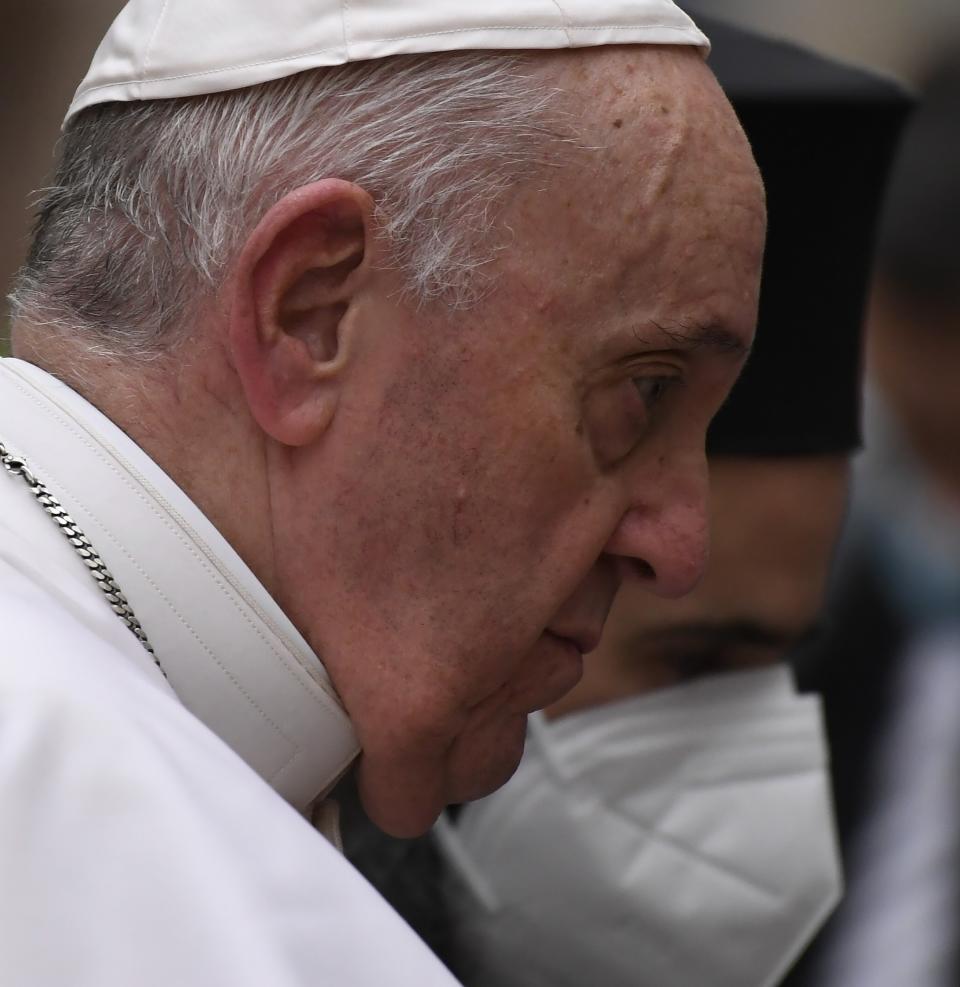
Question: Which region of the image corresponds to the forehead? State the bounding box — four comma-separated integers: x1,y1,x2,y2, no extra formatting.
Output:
498,46,766,357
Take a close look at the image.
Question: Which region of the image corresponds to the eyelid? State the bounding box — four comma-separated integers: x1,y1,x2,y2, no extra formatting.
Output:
582,365,683,469
631,371,681,409
620,353,685,375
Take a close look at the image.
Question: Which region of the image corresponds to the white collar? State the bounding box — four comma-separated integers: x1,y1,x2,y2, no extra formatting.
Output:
0,358,359,812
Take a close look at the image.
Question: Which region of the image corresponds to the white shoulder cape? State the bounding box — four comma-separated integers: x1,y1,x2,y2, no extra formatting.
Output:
0,358,459,986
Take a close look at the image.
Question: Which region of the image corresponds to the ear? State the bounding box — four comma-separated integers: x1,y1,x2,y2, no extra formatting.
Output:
227,180,375,446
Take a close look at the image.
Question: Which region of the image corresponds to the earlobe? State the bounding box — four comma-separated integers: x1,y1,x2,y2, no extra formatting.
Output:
227,181,374,447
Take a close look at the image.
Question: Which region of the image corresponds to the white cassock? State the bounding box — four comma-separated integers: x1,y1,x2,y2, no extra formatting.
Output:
0,357,460,986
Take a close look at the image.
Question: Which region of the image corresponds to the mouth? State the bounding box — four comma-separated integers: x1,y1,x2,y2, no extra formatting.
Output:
527,631,586,712
545,626,603,657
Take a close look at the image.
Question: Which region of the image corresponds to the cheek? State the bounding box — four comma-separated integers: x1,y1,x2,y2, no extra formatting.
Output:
362,406,595,599
304,365,625,734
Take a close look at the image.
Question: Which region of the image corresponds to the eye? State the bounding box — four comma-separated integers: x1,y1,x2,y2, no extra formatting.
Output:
632,376,673,410
583,371,680,466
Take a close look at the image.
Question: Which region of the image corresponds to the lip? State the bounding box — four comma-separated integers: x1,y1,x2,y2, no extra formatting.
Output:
533,632,587,711
545,627,602,657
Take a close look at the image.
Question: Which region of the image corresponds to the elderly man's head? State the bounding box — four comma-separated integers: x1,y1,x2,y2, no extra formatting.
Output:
11,45,764,835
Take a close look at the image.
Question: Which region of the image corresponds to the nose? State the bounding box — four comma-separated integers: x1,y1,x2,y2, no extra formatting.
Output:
603,453,710,599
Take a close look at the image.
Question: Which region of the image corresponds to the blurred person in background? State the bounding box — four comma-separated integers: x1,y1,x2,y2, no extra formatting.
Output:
343,16,911,987
786,51,960,987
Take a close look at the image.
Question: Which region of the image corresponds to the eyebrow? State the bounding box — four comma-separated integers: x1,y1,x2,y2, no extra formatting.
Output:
635,321,752,359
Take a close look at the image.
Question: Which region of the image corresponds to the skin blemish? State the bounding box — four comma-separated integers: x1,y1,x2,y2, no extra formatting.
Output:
612,118,624,129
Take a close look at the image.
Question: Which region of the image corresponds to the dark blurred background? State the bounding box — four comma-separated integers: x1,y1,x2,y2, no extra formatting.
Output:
1,1,120,345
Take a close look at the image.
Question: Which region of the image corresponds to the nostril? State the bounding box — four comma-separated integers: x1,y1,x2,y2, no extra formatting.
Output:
611,554,657,584
631,559,656,582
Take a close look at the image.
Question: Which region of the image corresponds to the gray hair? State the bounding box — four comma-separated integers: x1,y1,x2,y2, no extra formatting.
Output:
10,53,571,358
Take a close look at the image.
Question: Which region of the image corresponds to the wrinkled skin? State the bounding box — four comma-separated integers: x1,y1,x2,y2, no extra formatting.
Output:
17,46,765,837
307,49,765,834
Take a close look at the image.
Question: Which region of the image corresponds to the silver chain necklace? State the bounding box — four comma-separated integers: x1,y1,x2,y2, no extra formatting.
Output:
0,439,165,678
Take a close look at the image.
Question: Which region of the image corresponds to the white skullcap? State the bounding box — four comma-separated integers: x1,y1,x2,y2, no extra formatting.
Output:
67,0,709,123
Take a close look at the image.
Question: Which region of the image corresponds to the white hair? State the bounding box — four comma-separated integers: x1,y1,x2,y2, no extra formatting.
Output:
10,53,573,358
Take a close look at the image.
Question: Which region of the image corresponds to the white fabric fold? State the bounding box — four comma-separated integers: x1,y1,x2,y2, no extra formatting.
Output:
437,666,843,987
0,356,462,985
0,358,359,812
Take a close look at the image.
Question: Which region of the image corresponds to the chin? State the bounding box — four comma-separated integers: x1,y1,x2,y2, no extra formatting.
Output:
450,711,530,805
511,632,586,715
456,637,584,798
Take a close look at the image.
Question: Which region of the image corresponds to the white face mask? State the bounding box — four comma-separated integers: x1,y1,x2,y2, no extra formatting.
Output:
434,665,842,987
